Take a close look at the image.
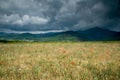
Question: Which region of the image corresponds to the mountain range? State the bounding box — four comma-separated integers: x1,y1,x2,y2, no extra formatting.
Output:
0,27,120,42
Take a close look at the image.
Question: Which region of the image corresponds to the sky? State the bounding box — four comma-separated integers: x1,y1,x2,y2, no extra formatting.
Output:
0,0,120,33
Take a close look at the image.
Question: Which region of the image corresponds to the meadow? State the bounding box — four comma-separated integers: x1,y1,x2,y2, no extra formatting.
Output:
0,42,120,80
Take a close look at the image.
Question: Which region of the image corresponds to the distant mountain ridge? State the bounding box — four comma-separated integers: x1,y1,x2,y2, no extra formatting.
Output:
0,27,120,42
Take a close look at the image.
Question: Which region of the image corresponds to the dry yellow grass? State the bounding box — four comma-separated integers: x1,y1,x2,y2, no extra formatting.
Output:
0,42,120,80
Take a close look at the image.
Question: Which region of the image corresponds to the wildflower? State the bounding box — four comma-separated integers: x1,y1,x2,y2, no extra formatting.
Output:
71,61,75,65
63,50,66,53
106,52,109,55
0,61,2,65
59,47,67,53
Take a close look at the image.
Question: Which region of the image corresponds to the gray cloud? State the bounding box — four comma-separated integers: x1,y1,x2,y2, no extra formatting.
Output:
0,0,120,32
0,14,49,25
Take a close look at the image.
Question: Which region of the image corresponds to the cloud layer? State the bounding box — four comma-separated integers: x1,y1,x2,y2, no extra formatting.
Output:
0,0,120,32
1,14,49,25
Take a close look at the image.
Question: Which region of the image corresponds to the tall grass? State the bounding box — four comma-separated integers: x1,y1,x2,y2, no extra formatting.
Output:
0,42,120,80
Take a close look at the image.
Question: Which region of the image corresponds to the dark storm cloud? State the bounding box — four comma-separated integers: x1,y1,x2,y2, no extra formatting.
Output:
0,0,120,32
55,0,120,31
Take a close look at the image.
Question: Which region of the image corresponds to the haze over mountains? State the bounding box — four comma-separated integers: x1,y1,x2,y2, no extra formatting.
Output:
0,27,120,42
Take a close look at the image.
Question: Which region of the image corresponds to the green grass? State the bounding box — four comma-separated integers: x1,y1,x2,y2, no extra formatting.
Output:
0,42,120,80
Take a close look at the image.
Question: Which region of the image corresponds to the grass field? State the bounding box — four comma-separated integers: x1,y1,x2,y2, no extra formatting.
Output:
0,42,120,80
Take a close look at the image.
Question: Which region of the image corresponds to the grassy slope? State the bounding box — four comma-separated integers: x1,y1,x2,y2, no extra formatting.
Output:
0,42,120,80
